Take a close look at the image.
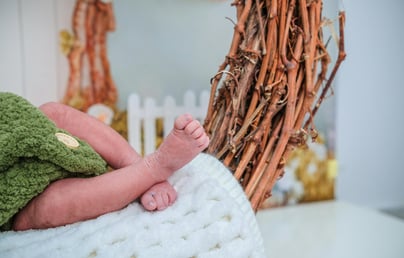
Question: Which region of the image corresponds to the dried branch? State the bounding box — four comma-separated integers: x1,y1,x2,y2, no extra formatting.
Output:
204,0,346,211
62,0,117,111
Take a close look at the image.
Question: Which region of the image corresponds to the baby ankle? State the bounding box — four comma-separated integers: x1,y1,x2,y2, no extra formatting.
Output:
143,153,171,182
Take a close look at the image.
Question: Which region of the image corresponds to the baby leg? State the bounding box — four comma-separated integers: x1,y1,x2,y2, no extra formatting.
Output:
144,113,209,181
13,113,208,230
139,114,209,210
39,102,140,168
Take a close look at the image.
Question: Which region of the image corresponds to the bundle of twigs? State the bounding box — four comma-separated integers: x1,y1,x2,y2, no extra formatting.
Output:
62,0,117,111
203,0,346,211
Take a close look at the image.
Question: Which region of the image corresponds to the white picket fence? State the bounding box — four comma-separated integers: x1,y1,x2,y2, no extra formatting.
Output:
127,90,210,155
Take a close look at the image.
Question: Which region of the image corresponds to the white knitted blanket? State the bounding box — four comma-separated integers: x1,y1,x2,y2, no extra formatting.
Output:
0,154,266,258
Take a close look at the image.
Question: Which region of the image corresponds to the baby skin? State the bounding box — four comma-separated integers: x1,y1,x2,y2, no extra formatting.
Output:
139,114,209,211
12,103,209,231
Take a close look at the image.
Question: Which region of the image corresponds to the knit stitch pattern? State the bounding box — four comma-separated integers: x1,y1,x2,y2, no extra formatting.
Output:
0,154,266,258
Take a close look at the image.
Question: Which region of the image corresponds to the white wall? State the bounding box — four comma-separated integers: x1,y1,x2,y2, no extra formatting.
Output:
0,0,74,106
1,0,403,210
108,1,234,108
336,0,404,209
0,0,234,108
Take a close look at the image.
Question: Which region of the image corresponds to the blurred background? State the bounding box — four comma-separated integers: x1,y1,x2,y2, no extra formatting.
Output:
1,0,404,251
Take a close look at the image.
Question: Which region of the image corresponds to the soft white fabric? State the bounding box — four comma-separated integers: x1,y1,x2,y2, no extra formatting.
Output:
0,154,266,258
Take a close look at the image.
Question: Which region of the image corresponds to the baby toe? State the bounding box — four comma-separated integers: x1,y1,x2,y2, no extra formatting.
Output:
140,192,157,211
167,189,177,206
155,195,168,211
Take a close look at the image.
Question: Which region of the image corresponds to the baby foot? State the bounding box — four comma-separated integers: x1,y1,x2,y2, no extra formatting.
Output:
140,181,177,211
144,113,209,181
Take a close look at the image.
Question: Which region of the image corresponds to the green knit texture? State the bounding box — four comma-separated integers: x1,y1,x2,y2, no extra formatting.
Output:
0,92,108,230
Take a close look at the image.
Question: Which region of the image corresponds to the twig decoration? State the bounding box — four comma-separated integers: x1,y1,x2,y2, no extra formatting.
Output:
204,0,346,211
62,0,117,110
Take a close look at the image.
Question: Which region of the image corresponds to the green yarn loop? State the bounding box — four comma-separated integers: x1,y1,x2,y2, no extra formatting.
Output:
0,92,108,230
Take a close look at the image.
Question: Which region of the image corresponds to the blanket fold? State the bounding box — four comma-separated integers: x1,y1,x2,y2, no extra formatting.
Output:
0,154,266,258
0,92,108,230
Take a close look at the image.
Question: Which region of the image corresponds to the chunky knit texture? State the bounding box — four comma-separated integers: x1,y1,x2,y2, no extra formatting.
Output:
0,154,266,258
0,92,108,230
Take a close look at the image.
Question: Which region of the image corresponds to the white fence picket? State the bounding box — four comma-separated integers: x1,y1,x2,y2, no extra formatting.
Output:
144,98,159,155
163,96,176,138
198,91,210,118
127,93,142,152
127,90,209,155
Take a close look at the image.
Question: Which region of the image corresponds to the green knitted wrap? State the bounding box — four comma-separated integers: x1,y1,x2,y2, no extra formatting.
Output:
0,92,108,230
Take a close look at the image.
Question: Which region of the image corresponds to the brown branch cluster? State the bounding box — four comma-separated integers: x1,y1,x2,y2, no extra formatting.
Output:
204,0,346,211
62,0,118,111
